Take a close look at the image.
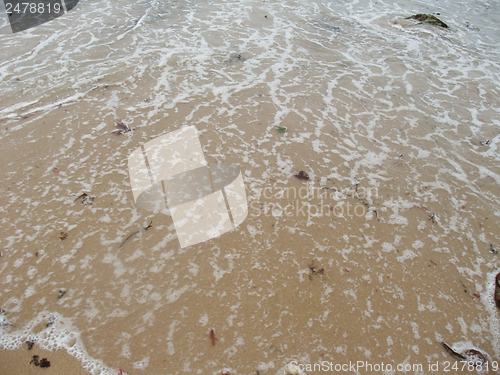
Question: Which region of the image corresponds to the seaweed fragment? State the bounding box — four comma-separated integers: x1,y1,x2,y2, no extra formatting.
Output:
59,232,68,241
0,309,14,328
308,261,324,280
466,21,480,31
111,120,133,135
294,170,310,181
46,315,56,327
442,342,466,361
119,221,153,248
209,328,218,346
30,355,51,367
74,192,94,205
490,244,498,255
226,53,248,64
442,343,488,366
464,349,487,365
26,340,35,350
406,14,449,28
275,126,287,134
495,272,500,309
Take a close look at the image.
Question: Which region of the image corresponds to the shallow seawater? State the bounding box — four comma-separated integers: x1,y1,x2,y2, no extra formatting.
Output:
1,0,500,374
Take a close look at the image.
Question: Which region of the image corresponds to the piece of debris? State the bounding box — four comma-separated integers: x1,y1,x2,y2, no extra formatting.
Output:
58,290,66,299
226,52,247,64
459,280,468,294
495,272,500,309
406,14,449,28
74,193,94,205
52,167,60,173
111,120,133,135
0,309,14,327
490,244,498,255
26,340,35,350
275,126,287,134
442,342,488,366
30,355,51,368
59,232,68,241
309,261,324,280
480,140,490,146
442,342,466,360
294,170,310,181
46,315,56,328
209,328,218,346
119,221,153,248
82,194,93,204
464,349,487,365
466,21,480,31
471,293,480,301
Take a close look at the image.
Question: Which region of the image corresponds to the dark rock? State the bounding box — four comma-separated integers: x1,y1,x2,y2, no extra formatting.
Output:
406,14,448,28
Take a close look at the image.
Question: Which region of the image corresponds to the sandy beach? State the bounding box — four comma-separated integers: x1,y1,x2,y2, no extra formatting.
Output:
1,0,500,374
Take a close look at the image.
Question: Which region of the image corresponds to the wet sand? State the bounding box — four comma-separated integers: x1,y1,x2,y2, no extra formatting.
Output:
0,348,90,375
1,0,500,374
1,79,500,374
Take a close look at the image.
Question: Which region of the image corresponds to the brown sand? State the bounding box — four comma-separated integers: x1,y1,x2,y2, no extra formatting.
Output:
1,79,499,375
1,12,500,372
0,348,90,375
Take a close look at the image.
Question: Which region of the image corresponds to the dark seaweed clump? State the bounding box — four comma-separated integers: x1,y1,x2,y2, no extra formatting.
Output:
294,171,310,181
406,14,448,28
30,355,51,368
